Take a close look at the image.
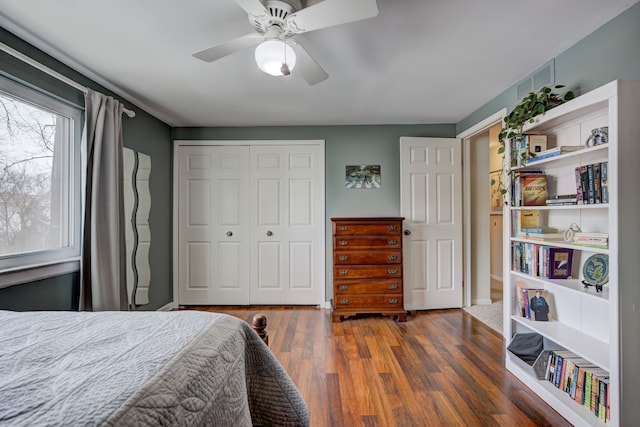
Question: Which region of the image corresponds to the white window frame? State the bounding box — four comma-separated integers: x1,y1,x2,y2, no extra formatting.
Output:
0,74,82,287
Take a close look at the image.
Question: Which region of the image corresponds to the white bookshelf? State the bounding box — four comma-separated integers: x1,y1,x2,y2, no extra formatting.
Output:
503,80,640,426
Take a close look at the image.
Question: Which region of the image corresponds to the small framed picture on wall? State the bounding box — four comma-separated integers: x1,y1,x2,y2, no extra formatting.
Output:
345,165,381,189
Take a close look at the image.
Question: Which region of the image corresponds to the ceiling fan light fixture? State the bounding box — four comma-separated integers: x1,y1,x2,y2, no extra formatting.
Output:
255,40,296,77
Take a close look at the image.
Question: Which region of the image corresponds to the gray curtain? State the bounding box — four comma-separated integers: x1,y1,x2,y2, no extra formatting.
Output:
79,89,128,311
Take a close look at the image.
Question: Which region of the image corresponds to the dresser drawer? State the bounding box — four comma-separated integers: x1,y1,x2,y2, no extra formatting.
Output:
333,295,403,309
334,236,401,250
333,221,402,236
334,265,401,279
334,280,402,295
334,250,401,265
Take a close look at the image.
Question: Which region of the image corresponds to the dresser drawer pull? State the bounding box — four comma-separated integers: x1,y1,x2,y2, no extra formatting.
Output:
339,270,349,275
338,255,349,261
388,269,398,275
339,299,350,305
387,240,397,245
338,226,348,231
389,298,399,305
388,284,399,290
388,225,397,231
338,240,349,246
339,284,349,291
388,255,397,260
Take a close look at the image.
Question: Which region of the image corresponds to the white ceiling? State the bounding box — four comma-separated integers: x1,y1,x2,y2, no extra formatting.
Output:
1,0,638,127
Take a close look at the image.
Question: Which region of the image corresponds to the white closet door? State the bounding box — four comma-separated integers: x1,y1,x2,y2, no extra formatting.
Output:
177,145,250,305
249,144,323,305
400,137,463,310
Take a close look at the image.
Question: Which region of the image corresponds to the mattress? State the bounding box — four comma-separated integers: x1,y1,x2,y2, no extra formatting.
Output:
0,310,308,426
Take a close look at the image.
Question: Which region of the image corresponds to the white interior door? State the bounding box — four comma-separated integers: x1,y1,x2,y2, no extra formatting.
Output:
400,137,463,310
177,145,250,305
249,144,323,305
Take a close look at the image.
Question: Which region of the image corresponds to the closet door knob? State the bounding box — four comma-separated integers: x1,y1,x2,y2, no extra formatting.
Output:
404,230,412,236
226,231,233,236
266,230,273,236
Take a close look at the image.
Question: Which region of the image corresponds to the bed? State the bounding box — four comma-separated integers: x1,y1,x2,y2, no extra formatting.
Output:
0,310,309,426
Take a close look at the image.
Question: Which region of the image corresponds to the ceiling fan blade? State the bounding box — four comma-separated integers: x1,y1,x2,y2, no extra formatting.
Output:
193,33,262,62
286,0,379,34
233,0,269,20
290,41,329,85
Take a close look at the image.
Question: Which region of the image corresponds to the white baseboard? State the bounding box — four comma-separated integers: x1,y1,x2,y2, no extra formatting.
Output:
157,301,178,311
472,298,493,305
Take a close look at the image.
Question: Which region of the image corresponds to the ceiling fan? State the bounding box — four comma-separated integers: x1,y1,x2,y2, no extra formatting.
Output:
192,0,379,85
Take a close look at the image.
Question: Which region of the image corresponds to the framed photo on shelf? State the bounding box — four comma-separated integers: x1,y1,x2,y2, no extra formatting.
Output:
548,247,574,279
490,170,503,214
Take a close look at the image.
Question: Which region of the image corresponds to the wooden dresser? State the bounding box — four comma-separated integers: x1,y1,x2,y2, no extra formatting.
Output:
331,217,406,322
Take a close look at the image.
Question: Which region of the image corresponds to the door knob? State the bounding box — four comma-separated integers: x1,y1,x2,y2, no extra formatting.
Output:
266,230,273,236
226,231,233,236
404,229,412,236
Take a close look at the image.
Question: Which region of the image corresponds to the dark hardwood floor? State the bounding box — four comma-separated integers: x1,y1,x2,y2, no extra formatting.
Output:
184,306,571,427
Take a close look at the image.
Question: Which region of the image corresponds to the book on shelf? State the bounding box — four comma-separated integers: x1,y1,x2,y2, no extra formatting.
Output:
522,232,565,241
526,288,552,321
521,174,548,206
516,281,528,318
519,210,541,229
548,247,574,279
601,161,609,203
511,170,544,206
521,226,558,234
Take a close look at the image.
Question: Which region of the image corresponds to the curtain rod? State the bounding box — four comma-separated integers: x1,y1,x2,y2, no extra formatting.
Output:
0,41,136,118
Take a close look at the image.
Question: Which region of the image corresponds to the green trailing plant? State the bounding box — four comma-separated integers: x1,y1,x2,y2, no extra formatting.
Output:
494,84,576,199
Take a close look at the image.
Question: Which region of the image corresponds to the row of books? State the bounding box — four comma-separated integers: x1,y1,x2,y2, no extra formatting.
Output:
544,350,610,422
512,134,549,166
516,282,553,321
512,242,574,279
575,162,608,204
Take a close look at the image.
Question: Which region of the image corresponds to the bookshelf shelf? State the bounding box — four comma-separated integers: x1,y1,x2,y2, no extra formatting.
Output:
511,271,610,302
514,144,609,170
506,357,609,427
503,80,640,426
510,315,609,369
511,237,609,254
511,204,609,211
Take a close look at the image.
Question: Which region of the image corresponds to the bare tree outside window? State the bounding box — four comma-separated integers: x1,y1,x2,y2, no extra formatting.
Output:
0,92,68,256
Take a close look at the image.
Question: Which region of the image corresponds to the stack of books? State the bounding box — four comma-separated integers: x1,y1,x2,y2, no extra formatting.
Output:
546,194,578,206
572,232,609,249
520,227,565,241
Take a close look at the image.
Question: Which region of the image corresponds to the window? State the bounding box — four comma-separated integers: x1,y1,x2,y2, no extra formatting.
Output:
0,75,82,273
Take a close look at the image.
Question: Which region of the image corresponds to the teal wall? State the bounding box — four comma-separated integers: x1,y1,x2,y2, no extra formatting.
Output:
173,124,456,302
0,27,173,311
457,2,640,134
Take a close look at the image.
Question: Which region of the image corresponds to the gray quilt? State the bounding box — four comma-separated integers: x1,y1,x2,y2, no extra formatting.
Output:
0,310,309,427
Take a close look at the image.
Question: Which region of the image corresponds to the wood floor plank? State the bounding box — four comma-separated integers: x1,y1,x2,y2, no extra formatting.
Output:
185,306,572,427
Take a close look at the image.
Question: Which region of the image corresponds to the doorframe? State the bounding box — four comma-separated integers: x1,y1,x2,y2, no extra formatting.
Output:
456,110,506,308
172,139,326,308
